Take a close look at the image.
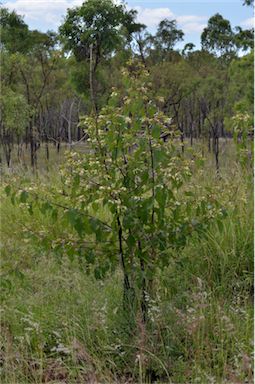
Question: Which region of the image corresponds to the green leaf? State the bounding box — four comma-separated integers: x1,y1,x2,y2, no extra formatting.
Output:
74,173,80,187
86,250,95,264
127,234,135,248
67,247,75,262
184,191,194,197
40,202,52,214
51,209,58,222
5,185,11,196
151,124,161,139
1,278,12,293
123,214,133,229
155,187,167,206
28,203,33,215
217,219,224,232
92,202,99,211
65,209,79,226
141,170,149,184
83,216,93,234
94,267,103,280
20,190,28,203
137,204,148,224
74,216,85,237
154,149,166,165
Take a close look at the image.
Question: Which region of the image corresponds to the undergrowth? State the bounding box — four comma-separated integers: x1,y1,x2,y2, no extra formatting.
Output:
0,147,253,384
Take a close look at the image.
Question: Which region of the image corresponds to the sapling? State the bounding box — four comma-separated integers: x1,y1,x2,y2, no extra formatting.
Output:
5,61,225,323
53,61,225,321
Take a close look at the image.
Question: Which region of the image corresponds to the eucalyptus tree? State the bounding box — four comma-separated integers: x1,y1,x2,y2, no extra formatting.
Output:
0,7,29,53
0,7,57,55
227,51,254,115
198,74,228,170
0,8,60,167
182,43,195,56
234,26,254,51
141,19,184,64
201,13,236,58
154,19,184,53
59,0,143,111
0,87,30,167
151,57,202,150
17,49,59,167
225,51,253,165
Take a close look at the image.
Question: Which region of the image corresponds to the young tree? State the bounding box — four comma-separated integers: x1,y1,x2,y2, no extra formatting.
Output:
8,62,225,323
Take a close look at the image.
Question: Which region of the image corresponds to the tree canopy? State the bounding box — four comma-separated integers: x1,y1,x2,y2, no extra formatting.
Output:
59,0,143,65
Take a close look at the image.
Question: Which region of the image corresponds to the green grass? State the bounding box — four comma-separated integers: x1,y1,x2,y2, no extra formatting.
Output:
0,144,253,383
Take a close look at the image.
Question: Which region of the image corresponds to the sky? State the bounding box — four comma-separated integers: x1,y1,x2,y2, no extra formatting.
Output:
2,0,254,49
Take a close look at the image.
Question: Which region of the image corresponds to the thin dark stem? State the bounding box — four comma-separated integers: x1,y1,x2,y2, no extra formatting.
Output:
116,213,130,295
148,136,155,225
138,240,147,323
89,43,97,115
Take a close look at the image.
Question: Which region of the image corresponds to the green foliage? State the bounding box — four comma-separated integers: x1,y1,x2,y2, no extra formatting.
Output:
224,52,254,167
0,158,253,383
154,19,184,52
234,26,254,51
61,63,224,297
228,52,254,115
5,62,226,319
0,87,30,135
0,1,254,381
201,13,254,57
0,7,29,53
201,13,235,56
232,112,253,167
59,0,143,63
0,7,57,54
182,42,195,56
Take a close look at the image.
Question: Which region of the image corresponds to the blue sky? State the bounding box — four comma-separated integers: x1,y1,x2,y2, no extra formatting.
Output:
3,0,254,49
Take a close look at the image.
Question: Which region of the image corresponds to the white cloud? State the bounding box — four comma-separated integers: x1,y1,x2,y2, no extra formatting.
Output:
177,15,206,24
4,0,83,28
133,6,174,28
181,22,207,33
177,15,207,33
241,17,254,28
4,1,207,35
133,7,207,34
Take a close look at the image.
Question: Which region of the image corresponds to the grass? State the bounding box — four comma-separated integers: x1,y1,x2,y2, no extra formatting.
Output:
0,143,253,383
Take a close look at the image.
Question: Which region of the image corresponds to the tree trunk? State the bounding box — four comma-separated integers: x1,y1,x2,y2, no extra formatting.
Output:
215,136,219,172
45,137,49,161
89,44,97,114
139,256,148,324
30,121,35,168
190,122,193,146
208,132,211,153
57,140,61,153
